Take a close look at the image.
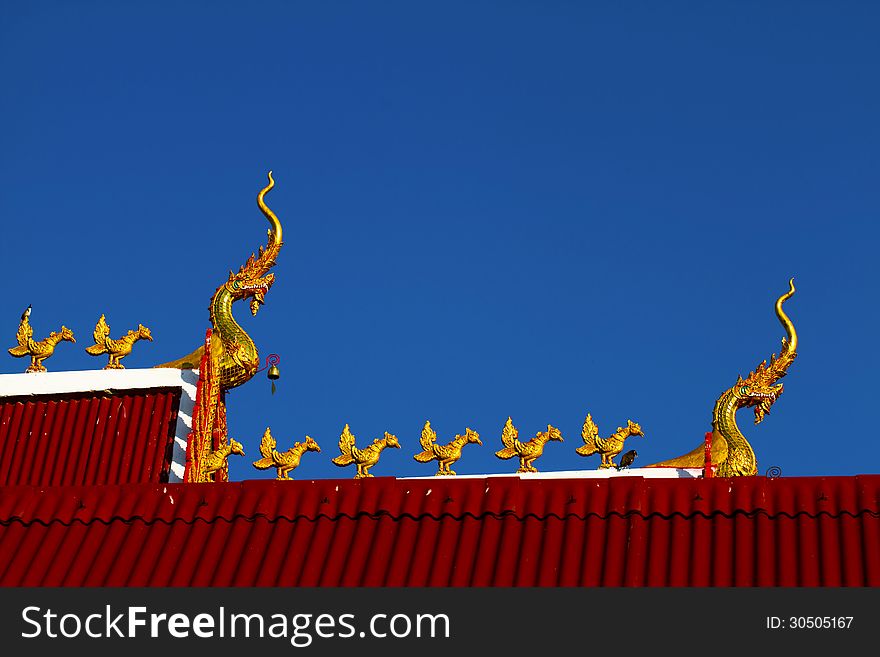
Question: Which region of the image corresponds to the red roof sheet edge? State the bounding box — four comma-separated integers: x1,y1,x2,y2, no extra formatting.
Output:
0,368,199,483
1,474,877,525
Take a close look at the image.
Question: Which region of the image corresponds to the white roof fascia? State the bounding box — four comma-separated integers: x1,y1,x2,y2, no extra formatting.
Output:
401,467,703,480
0,367,198,484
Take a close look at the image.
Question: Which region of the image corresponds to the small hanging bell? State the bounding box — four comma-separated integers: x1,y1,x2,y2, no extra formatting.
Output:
267,364,279,394
263,354,281,395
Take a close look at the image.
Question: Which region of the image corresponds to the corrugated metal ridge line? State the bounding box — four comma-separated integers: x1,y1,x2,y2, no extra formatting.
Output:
1,475,878,526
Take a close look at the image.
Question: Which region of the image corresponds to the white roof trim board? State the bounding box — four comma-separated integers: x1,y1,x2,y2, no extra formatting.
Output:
402,467,704,480
0,367,198,484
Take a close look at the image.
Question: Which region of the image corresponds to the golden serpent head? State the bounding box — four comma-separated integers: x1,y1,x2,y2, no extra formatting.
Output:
734,278,798,425
224,171,283,316
227,273,275,316
733,377,784,424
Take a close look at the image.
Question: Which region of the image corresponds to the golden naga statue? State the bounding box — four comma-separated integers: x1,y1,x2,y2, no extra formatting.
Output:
155,171,282,391
413,420,482,476
85,314,152,369
252,427,321,480
648,278,798,477
203,438,245,481
576,414,644,469
331,424,400,479
7,305,76,373
495,417,563,473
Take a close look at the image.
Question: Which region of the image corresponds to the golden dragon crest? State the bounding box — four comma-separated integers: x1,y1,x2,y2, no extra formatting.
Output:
576,414,644,469
331,424,400,479
85,314,153,369
495,417,563,473
252,427,321,480
156,171,282,391
7,305,76,373
413,420,482,476
648,278,798,476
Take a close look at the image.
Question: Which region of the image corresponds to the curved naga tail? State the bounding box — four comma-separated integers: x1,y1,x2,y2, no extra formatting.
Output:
331,423,356,466
575,414,600,456
258,171,282,246
253,427,278,469
495,417,519,459
413,420,437,462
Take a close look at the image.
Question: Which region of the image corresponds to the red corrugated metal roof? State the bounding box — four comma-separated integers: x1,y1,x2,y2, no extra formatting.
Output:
0,389,181,486
1,474,877,586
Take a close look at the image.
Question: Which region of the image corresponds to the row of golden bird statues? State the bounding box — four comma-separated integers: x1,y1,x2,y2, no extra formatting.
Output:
244,416,644,479
6,307,152,372
7,307,643,476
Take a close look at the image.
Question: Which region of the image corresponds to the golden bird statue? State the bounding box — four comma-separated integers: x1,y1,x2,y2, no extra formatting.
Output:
331,424,400,479
494,417,563,473
7,305,76,373
252,427,321,480
203,439,245,482
576,414,644,469
413,420,482,476
85,314,153,369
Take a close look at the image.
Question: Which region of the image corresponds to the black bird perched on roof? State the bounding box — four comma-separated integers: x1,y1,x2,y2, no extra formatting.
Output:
21,305,31,321
616,449,637,471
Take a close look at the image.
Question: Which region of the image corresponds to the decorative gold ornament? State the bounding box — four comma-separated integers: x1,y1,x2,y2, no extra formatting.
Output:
413,420,482,476
252,427,321,480
494,417,563,473
155,171,283,391
331,423,400,479
161,174,283,484
7,305,76,373
648,278,798,476
85,314,152,369
203,438,245,481
576,414,644,469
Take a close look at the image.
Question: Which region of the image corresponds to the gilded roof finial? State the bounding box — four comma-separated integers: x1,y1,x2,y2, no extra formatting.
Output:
85,314,152,369
495,417,563,473
154,171,283,391
648,278,799,476
413,420,482,476
576,414,644,469
331,424,400,479
252,427,321,480
7,305,76,373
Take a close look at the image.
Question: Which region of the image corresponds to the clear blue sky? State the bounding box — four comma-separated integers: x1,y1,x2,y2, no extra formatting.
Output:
2,2,877,481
